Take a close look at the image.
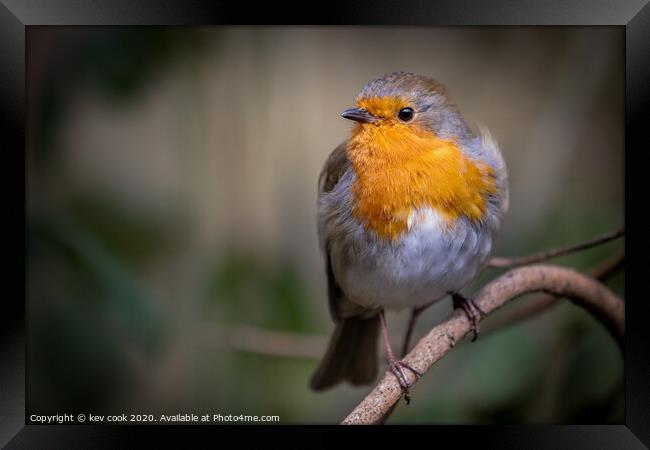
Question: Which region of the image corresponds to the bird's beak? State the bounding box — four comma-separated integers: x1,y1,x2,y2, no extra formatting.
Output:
341,108,377,123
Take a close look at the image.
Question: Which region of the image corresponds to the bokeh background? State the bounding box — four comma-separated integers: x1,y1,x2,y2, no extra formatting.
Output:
26,26,624,424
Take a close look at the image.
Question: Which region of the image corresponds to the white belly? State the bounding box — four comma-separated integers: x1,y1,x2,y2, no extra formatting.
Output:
331,207,493,310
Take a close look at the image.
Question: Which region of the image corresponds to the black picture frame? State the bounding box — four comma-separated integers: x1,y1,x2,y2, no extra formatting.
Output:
4,0,645,447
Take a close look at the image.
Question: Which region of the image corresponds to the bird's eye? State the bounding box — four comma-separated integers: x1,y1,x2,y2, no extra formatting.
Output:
398,107,414,122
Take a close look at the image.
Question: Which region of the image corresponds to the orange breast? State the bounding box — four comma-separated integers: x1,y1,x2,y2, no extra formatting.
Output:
347,122,496,240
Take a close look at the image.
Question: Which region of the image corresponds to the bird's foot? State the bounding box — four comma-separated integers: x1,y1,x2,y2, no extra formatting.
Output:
387,357,423,405
451,292,485,342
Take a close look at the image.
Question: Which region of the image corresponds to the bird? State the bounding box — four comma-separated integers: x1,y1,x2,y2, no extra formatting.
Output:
309,72,509,401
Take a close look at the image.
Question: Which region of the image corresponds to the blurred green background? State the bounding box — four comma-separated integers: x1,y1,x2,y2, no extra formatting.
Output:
26,26,624,424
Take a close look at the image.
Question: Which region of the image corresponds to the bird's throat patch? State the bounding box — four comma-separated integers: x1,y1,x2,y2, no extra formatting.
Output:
347,122,496,241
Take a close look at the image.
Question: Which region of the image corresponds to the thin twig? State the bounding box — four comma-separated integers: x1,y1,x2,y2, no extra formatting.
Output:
488,229,624,268
341,264,624,425
201,325,327,359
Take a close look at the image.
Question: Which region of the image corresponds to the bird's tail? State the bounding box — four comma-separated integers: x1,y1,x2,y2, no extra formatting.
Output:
309,315,380,391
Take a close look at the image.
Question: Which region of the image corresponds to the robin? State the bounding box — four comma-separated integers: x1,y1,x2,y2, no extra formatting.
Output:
310,72,509,401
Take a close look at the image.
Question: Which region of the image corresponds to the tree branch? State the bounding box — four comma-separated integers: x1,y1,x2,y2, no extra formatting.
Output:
207,252,622,360
341,264,624,425
488,228,623,268
377,252,623,425
481,250,624,334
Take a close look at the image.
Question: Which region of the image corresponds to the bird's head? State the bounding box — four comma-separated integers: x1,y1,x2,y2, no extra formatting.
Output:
341,72,472,143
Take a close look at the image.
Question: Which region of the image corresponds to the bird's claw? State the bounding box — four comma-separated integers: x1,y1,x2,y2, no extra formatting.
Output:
452,293,485,342
388,359,422,404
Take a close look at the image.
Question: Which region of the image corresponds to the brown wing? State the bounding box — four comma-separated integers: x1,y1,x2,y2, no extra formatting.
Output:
311,143,380,390
319,141,349,195
318,142,353,321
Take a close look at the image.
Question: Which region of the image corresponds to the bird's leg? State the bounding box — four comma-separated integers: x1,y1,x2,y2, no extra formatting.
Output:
379,308,423,405
401,300,437,357
450,292,485,342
